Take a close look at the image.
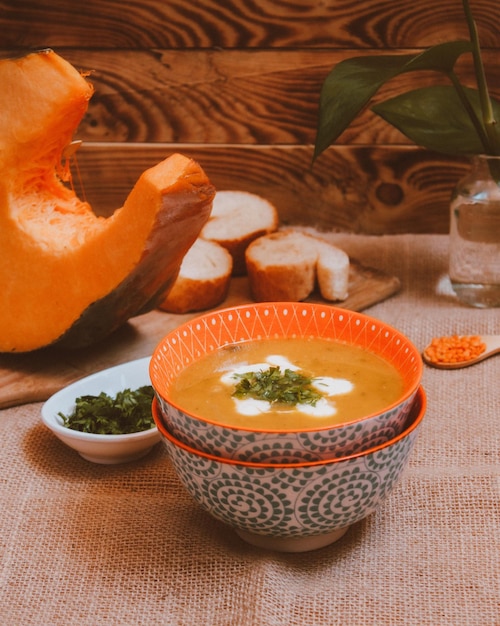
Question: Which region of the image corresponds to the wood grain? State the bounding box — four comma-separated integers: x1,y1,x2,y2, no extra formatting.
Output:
0,260,400,409
72,143,467,234
2,0,499,48
4,49,493,146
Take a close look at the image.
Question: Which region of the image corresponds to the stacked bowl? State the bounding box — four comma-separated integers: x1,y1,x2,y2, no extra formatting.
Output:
150,302,425,552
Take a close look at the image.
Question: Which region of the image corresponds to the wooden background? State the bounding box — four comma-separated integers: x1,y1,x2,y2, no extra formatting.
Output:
2,0,500,233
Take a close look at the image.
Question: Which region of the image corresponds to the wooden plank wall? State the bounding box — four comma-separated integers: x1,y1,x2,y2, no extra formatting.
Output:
2,0,500,233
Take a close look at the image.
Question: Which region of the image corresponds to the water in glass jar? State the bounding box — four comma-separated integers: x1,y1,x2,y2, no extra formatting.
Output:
449,199,500,307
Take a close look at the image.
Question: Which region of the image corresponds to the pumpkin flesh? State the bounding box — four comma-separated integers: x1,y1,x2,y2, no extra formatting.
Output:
0,50,215,352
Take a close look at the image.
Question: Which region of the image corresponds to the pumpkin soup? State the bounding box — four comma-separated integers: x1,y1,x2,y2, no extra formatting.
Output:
169,337,405,430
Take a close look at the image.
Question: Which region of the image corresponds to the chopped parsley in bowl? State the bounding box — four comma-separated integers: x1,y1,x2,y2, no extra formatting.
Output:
41,358,160,464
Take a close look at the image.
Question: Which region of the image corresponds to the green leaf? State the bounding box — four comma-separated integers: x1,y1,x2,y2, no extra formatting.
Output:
402,40,473,72
314,40,473,159
372,86,500,156
314,55,413,159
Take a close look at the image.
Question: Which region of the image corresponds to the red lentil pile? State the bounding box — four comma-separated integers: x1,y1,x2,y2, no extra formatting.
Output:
423,335,486,365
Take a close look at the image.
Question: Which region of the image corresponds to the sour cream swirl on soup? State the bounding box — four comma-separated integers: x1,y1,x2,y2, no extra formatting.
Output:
221,354,354,418
168,337,405,430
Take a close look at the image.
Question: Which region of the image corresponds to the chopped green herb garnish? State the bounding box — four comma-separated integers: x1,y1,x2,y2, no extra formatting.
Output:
59,385,155,434
232,367,322,406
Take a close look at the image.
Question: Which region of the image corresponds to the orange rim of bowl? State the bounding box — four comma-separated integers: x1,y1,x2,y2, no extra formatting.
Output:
149,303,423,434
152,385,426,469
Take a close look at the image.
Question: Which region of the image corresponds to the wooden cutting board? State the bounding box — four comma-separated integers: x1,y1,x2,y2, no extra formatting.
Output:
0,259,400,409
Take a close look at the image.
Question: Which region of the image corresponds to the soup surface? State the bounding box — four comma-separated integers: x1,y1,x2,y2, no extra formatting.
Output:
169,337,405,430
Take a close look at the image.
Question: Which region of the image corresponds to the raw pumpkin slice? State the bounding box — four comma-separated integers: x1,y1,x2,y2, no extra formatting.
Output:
0,49,215,352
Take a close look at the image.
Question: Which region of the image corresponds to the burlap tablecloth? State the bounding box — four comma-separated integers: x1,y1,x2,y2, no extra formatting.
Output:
1,234,498,626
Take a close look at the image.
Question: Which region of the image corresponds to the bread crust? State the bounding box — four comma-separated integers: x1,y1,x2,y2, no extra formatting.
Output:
315,239,350,301
245,231,318,301
158,238,233,313
245,230,350,303
159,275,231,313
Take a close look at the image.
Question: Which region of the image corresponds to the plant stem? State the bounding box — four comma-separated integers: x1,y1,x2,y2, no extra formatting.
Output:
447,70,491,153
462,0,500,154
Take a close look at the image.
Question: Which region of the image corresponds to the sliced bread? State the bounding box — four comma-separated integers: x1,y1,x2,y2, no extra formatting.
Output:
158,238,233,314
245,230,349,302
245,231,319,301
200,190,279,276
315,239,350,301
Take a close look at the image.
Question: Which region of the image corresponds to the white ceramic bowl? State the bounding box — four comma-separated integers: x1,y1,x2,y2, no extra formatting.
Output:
41,357,160,464
154,386,426,553
151,303,423,463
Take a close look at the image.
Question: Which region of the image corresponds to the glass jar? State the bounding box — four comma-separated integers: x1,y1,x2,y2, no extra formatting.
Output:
449,154,500,307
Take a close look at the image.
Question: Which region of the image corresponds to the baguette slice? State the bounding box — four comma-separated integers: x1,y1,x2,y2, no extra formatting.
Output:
245,230,349,302
200,190,279,275
315,239,350,301
245,231,318,301
158,238,233,313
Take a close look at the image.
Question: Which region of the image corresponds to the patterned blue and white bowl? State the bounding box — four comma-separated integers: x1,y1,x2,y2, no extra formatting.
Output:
150,303,423,464
153,386,426,552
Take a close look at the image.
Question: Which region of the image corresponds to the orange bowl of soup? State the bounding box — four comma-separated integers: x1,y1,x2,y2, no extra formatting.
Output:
150,303,422,463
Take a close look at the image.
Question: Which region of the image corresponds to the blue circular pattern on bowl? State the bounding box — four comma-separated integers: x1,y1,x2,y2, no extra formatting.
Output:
157,392,415,463
159,387,425,540
163,430,418,537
